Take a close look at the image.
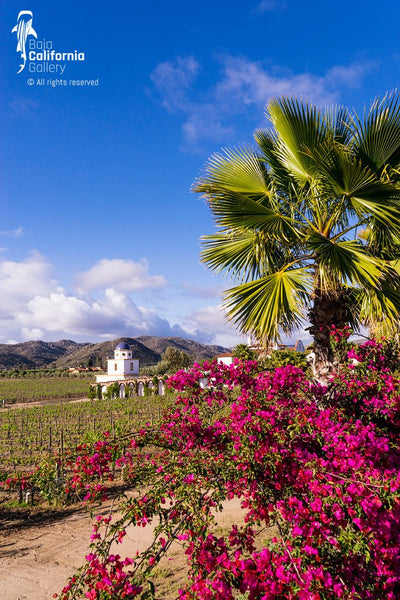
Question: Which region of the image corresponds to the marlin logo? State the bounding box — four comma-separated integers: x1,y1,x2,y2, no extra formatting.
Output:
12,10,37,73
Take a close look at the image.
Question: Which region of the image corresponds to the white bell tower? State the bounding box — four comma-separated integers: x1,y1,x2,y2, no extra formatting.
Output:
96,342,139,382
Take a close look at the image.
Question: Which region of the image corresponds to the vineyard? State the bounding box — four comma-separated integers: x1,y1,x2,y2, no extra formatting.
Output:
0,375,94,404
0,383,176,511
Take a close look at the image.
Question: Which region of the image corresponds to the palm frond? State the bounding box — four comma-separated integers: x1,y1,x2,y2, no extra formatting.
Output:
325,105,353,145
355,281,400,332
359,223,400,259
308,233,386,289
193,94,400,350
304,141,400,229
223,267,312,340
351,91,400,173
266,97,330,185
200,230,290,282
205,191,300,242
253,128,294,193
193,147,269,196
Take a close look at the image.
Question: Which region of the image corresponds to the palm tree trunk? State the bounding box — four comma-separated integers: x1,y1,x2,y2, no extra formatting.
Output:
307,291,348,383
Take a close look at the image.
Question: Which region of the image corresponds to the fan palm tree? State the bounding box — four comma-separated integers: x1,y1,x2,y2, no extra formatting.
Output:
193,93,400,381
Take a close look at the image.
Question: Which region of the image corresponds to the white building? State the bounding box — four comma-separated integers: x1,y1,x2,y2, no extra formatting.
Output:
215,352,235,366
96,342,139,383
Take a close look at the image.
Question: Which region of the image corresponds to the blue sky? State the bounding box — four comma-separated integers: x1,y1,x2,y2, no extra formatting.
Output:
0,0,399,347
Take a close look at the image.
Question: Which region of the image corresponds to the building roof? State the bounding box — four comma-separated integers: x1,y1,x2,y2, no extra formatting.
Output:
116,342,130,350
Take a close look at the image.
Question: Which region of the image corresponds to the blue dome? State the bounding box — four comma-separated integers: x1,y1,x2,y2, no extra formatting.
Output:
116,342,130,350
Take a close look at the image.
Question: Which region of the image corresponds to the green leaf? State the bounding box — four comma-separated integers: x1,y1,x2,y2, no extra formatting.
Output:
351,91,400,172
304,141,400,229
266,97,330,185
308,233,386,288
200,230,289,282
206,191,300,241
223,267,312,340
354,280,400,332
193,147,269,195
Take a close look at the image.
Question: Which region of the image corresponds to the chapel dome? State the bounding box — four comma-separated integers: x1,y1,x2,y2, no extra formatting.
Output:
116,342,130,350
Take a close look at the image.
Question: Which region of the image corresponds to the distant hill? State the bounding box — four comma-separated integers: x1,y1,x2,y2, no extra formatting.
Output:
0,340,85,370
50,338,161,369
0,337,230,370
136,336,228,362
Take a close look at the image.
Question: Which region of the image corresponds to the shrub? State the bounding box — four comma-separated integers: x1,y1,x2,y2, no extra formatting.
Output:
262,349,308,370
53,346,400,600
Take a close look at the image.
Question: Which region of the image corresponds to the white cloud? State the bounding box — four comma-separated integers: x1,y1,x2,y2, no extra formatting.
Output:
183,305,246,348
0,227,23,238
0,252,274,349
1,254,176,341
0,252,59,319
151,54,375,145
138,306,188,337
19,290,159,340
0,253,237,345
150,56,200,111
22,293,98,334
150,57,235,143
76,258,167,293
215,56,369,107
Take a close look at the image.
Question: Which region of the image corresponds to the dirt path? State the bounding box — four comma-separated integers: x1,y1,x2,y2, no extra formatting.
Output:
1,507,95,600
0,498,245,600
0,397,90,412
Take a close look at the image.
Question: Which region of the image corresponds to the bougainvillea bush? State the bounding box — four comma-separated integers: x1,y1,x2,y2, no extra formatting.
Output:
1,338,397,599
46,336,400,600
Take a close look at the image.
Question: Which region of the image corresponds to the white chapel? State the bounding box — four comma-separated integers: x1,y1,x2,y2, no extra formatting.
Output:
96,342,139,383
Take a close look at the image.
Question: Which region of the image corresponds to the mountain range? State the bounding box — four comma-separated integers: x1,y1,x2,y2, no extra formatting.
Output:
0,337,230,370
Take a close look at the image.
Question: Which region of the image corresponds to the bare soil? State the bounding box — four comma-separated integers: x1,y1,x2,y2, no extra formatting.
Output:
0,498,247,600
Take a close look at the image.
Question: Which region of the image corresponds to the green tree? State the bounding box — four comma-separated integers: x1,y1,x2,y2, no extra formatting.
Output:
232,343,257,361
161,347,192,372
262,350,308,370
194,94,400,381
